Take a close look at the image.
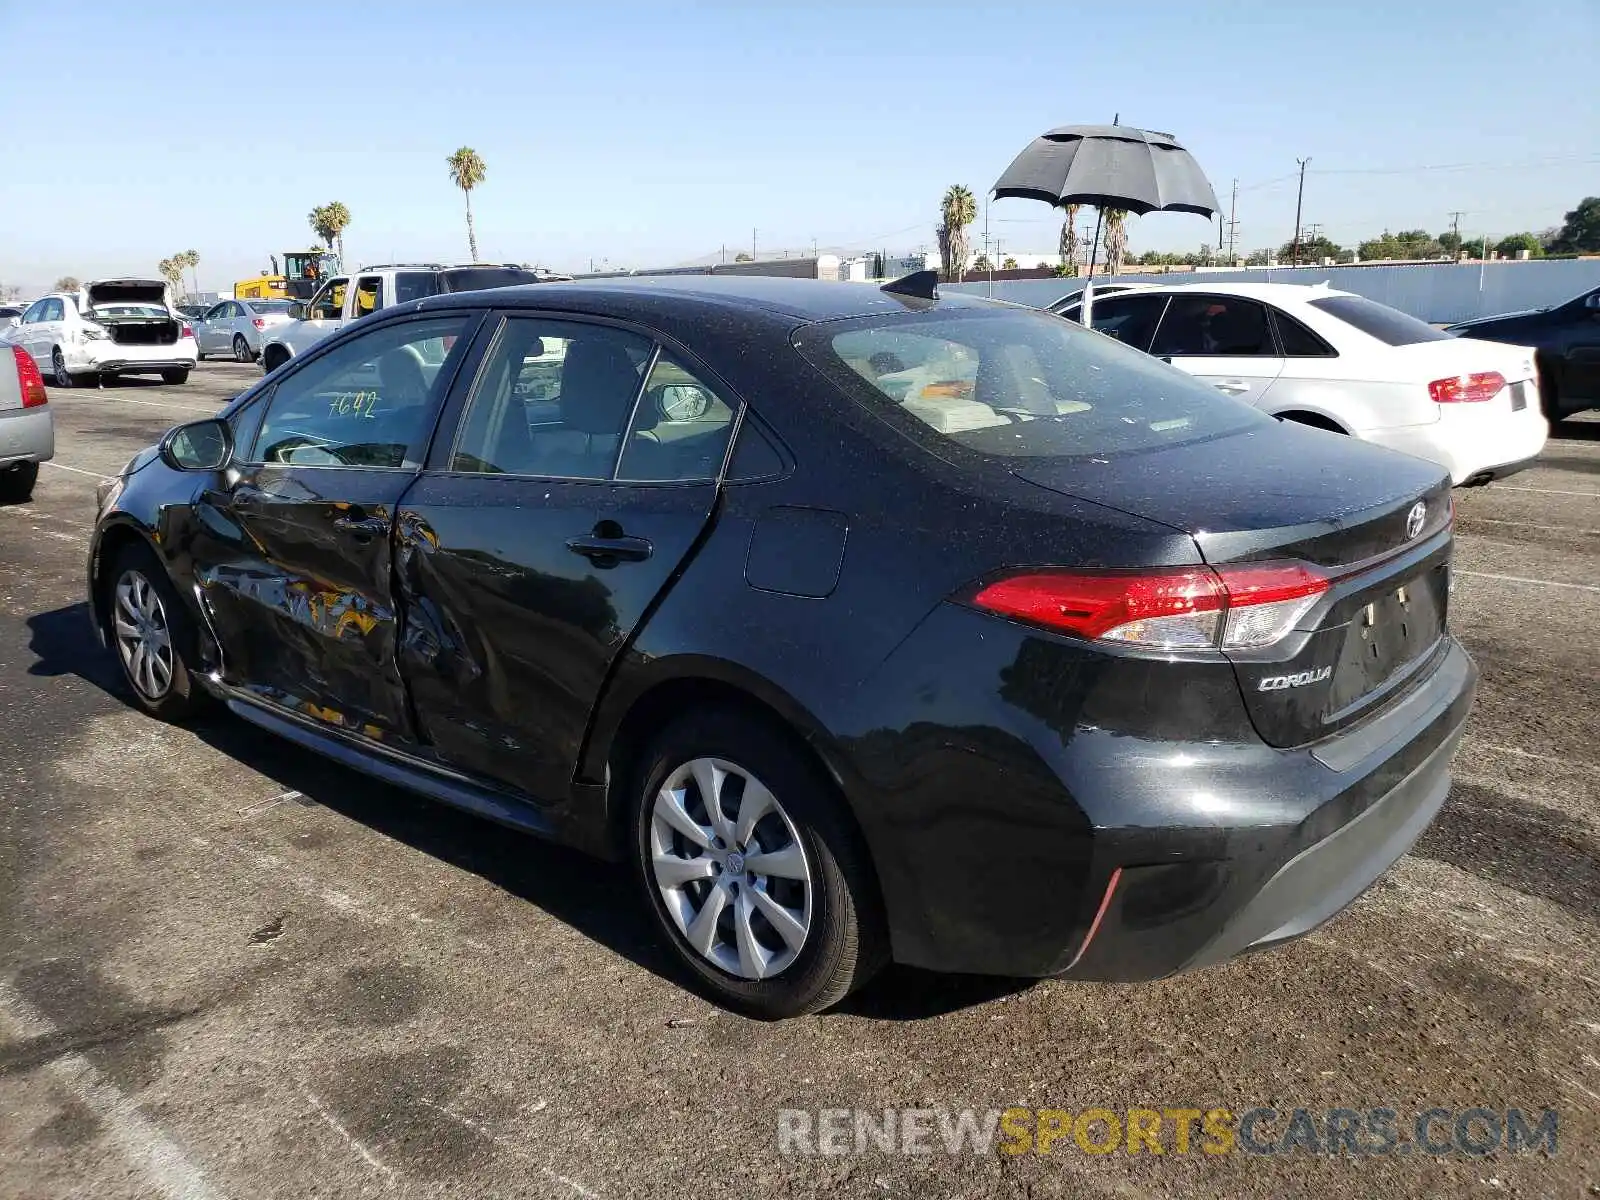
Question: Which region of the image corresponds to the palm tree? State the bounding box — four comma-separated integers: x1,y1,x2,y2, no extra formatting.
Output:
309,203,352,264
1101,209,1130,275
1057,204,1080,276
938,184,977,281
157,257,183,298
447,147,487,262
181,249,200,296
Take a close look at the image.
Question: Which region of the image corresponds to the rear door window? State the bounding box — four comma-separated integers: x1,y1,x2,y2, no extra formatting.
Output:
1272,308,1337,357
795,306,1268,460
1307,295,1452,345
353,276,383,318
394,272,441,304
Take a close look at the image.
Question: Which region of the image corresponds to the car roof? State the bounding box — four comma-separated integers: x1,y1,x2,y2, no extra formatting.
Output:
418,274,1002,323
1092,280,1358,305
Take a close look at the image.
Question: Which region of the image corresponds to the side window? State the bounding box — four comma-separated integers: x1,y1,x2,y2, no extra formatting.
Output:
204,303,228,322
41,299,63,322
617,353,737,481
450,317,650,479
353,276,382,318
20,301,45,324
1272,309,1337,357
306,278,348,321
727,416,786,481
250,314,475,469
393,272,440,304
1151,296,1274,357
226,302,245,319
1084,294,1167,351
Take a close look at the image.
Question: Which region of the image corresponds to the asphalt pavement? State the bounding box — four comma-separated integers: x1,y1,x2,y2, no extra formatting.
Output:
1,362,1596,1198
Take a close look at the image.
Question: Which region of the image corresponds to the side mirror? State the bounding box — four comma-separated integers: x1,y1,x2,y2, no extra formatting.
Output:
288,302,306,319
1586,293,1600,310
654,384,713,423
160,418,232,471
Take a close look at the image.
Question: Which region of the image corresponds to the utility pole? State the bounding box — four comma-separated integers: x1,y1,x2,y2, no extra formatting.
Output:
1225,178,1239,260
1448,210,1465,255
1291,158,1310,266
752,228,757,260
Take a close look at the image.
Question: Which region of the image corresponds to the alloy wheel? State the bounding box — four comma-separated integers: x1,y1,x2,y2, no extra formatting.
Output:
234,335,252,362
113,569,175,700
52,350,71,389
649,757,813,980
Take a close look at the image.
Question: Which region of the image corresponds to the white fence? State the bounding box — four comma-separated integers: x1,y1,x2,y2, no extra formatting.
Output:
945,259,1600,324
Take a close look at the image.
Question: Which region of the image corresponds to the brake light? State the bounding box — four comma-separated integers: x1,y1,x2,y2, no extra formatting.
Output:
1429,371,1504,403
12,346,47,407
970,562,1328,651
180,322,194,339
252,317,266,329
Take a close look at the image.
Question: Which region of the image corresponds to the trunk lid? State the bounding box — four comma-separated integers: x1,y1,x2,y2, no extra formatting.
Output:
86,279,171,309
1014,420,1455,747
1384,336,1537,385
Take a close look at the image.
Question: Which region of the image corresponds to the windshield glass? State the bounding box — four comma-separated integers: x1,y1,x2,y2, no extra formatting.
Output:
1308,295,1451,346
794,305,1269,460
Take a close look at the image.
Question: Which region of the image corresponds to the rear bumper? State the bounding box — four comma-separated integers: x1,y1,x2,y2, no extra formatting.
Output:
1365,395,1547,485
0,404,54,466
837,600,1476,979
89,358,196,375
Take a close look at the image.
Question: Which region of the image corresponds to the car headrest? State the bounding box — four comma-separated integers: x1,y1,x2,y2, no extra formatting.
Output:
560,338,643,435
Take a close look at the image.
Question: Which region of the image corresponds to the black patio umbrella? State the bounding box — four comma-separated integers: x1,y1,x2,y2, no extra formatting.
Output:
991,121,1219,318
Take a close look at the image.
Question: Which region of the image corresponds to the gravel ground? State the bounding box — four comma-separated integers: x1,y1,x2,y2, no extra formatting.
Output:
1,362,1596,1198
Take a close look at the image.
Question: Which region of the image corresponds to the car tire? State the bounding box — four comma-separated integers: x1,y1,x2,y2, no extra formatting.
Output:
196,346,207,361
161,369,190,385
630,708,886,1018
51,348,79,389
233,335,254,363
0,461,38,504
104,542,211,722
262,346,290,373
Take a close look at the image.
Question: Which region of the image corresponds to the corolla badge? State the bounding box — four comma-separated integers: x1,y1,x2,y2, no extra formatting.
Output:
1259,667,1333,691
1405,501,1427,540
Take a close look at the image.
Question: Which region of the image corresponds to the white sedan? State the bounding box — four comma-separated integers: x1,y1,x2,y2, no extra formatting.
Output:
1057,281,1547,485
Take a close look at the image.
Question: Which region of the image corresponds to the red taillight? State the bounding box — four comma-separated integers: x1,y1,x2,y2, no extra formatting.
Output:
1429,371,1504,403
252,317,266,329
180,322,194,339
12,346,47,407
970,562,1329,651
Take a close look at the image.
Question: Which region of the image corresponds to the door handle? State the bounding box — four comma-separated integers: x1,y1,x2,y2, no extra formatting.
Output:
566,531,653,565
331,507,389,539
1213,380,1251,395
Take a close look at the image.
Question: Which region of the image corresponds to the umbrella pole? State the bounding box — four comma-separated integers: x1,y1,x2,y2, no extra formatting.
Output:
1081,206,1105,326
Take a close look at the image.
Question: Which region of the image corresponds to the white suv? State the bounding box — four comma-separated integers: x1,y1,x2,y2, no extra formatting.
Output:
259,263,560,372
3,280,199,388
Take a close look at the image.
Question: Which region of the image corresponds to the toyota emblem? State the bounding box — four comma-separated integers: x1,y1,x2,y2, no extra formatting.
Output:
1405,501,1427,540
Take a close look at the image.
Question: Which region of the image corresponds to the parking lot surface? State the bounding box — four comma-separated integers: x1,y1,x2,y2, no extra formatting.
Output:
1,362,1596,1198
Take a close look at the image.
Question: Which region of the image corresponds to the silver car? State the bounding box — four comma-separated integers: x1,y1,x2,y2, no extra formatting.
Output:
194,298,297,363
1,342,53,503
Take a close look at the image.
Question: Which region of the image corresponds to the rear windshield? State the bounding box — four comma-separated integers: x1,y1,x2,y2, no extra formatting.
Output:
246,299,295,313
1308,295,1451,345
437,267,543,294
794,305,1269,459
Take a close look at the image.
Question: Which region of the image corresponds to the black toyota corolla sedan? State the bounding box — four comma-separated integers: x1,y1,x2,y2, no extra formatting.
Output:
88,274,1475,1018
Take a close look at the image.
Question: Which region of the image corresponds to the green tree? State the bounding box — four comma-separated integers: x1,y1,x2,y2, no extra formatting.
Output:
971,253,994,273
733,252,753,262
1546,197,1600,253
1057,204,1080,276
1001,256,1019,270
1279,235,1344,263
1244,248,1272,266
1101,209,1130,274
179,249,200,295
1494,232,1543,258
937,184,977,280
1438,231,1463,256
157,257,183,296
446,147,488,262
53,276,81,292
309,202,352,263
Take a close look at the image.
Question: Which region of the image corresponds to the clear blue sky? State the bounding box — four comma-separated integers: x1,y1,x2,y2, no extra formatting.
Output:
2,0,1596,294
